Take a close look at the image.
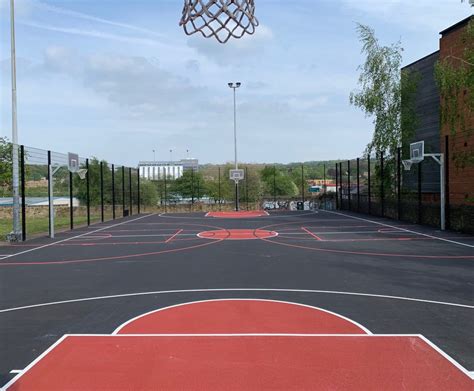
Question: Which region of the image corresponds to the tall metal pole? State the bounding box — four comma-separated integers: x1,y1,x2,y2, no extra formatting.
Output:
246,166,249,210
301,164,305,203
323,164,326,210
10,0,21,240
218,167,221,210
233,88,237,172
229,82,241,211
347,160,351,211
20,145,25,241
233,86,238,211
356,158,360,212
440,154,445,230
273,166,276,203
86,158,90,226
335,163,339,210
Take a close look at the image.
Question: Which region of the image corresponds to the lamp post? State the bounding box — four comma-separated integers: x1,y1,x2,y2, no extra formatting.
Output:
9,0,21,241
228,82,241,211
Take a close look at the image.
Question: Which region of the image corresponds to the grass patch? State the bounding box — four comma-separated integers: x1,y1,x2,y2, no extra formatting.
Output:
1,214,102,241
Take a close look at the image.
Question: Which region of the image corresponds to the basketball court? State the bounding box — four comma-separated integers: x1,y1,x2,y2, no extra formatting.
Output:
0,210,473,389
1,1,473,389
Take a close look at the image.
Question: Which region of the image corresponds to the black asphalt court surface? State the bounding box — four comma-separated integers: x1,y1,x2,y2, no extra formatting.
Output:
0,209,473,386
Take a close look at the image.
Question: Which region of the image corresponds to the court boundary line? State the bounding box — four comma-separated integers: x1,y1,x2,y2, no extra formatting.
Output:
111,298,372,335
0,214,156,261
1,334,68,390
321,210,474,249
418,334,474,380
1,287,472,315
3,333,473,390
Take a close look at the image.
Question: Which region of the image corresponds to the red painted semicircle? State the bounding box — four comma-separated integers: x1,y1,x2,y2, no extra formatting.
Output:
207,211,268,218
198,229,278,240
115,299,368,335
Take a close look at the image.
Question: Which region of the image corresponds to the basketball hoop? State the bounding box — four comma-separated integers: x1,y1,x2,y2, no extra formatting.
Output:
77,169,88,180
402,160,413,171
180,0,259,44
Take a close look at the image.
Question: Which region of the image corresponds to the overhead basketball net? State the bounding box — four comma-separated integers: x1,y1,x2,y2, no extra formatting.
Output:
180,0,259,44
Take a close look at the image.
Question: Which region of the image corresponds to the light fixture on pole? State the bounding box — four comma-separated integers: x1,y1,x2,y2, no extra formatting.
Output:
228,82,241,211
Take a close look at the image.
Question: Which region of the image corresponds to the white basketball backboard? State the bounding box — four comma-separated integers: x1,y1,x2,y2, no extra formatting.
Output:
410,141,424,162
68,152,79,173
230,169,245,182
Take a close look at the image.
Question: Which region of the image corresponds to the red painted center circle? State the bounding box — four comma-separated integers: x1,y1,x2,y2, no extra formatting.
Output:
197,229,278,240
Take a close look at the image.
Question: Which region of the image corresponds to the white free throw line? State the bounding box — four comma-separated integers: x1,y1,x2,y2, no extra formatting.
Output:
320,210,474,248
0,214,155,261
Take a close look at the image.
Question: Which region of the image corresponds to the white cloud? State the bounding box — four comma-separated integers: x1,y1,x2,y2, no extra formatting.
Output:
32,0,165,39
187,24,274,66
20,21,160,46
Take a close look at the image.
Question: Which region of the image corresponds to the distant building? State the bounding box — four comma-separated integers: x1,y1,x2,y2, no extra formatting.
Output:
307,179,336,193
139,159,199,180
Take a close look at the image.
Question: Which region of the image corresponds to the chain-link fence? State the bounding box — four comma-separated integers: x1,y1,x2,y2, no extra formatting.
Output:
335,136,474,234
0,144,142,241
2,135,471,241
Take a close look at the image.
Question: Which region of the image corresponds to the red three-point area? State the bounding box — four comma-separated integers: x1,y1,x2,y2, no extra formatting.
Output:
5,299,473,390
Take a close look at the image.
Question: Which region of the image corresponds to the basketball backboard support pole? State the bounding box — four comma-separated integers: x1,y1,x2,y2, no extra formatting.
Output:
405,141,445,231
48,163,62,239
425,153,445,231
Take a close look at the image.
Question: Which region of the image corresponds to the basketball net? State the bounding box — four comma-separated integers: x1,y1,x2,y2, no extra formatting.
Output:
180,0,259,44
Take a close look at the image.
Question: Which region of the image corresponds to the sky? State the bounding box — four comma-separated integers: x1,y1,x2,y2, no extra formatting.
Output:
0,0,472,166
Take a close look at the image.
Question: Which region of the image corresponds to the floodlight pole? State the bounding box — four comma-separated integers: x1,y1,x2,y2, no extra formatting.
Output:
10,0,21,241
228,82,241,211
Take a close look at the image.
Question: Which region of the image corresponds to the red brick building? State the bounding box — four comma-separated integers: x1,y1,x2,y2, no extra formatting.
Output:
439,16,474,206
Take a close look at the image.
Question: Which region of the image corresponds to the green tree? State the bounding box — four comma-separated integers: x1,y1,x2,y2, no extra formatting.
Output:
205,165,235,202
139,180,159,206
0,137,12,194
260,166,298,197
350,24,418,158
170,170,205,199
73,158,112,206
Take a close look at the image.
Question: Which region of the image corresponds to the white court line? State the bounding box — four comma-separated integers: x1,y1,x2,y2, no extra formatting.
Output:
418,335,474,380
0,214,155,261
321,210,474,248
0,288,472,315
112,298,372,335
8,370,22,374
68,233,197,239
1,335,68,390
